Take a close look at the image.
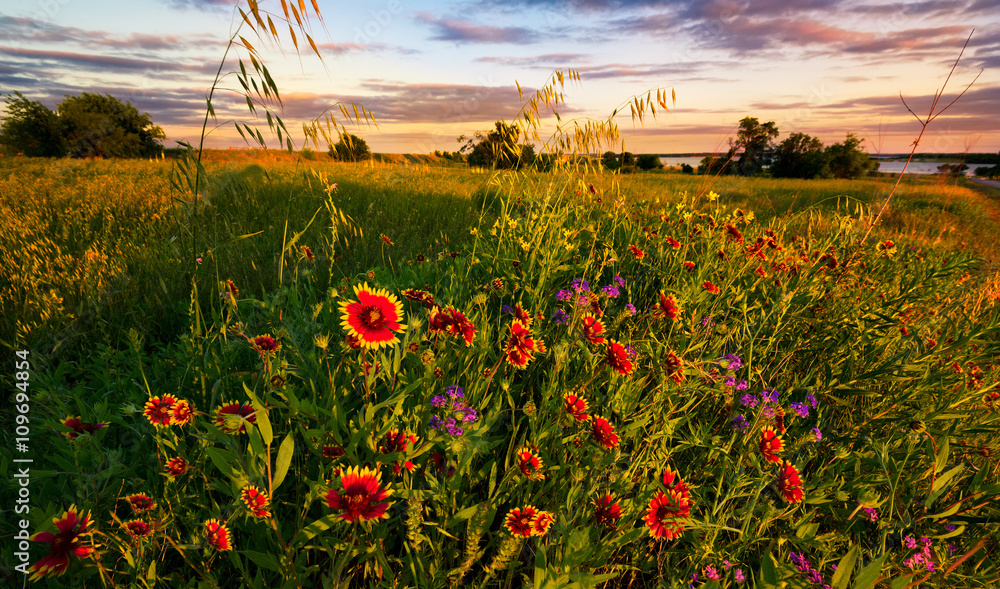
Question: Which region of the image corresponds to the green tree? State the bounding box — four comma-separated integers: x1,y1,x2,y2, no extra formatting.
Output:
331,133,371,162
0,92,66,157
728,116,778,176
58,93,164,158
770,132,829,179
601,150,620,171
636,153,664,171
825,133,877,179
462,121,533,170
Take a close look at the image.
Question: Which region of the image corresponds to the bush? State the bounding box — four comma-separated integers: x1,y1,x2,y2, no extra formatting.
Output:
0,92,66,157
636,153,663,170
331,133,371,162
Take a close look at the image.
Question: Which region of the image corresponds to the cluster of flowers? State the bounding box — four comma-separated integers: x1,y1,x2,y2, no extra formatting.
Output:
503,505,556,537
902,535,938,572
758,427,805,503
428,385,479,437
563,393,621,449
694,561,746,585
143,394,195,428
790,552,832,588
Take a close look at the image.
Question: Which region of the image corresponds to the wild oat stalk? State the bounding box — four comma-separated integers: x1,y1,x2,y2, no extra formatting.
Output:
452,502,490,584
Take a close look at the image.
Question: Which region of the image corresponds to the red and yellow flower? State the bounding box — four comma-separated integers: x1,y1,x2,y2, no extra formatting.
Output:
123,519,152,539
251,334,281,355
563,393,590,422
702,280,720,294
428,306,477,346
205,519,233,551
503,505,539,537
530,510,556,536
644,468,693,540
582,314,607,346
591,416,620,449
339,283,406,350
324,466,393,523
214,402,257,434
652,292,680,321
125,493,156,513
629,245,645,259
516,447,545,480
165,457,188,478
513,302,533,327
401,288,436,308
776,461,804,504
240,485,271,518
592,493,622,529
28,505,93,580
759,427,784,464
143,394,177,428
605,340,634,376
664,351,684,384
171,399,194,426
504,320,541,368
59,416,107,440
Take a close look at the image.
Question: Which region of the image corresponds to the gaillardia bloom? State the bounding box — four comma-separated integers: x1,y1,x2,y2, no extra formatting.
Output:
401,288,436,308
593,493,622,529
702,280,720,294
60,416,107,440
28,505,93,580
125,493,156,513
165,457,188,478
503,505,539,537
629,245,645,259
170,399,194,426
644,468,693,540
123,519,152,539
516,447,545,480
205,519,233,551
428,306,477,346
144,394,177,428
776,462,805,504
582,315,607,346
251,334,281,355
759,427,784,464
652,292,680,321
240,485,271,518
563,393,590,422
531,510,556,536
214,402,257,434
505,320,541,368
591,416,621,449
605,340,634,376
663,351,684,384
339,283,406,350
325,466,393,523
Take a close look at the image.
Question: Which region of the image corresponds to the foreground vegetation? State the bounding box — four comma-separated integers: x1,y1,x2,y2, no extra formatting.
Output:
1,153,999,588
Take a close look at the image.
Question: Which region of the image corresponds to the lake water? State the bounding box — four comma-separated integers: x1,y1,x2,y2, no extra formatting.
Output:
657,156,975,176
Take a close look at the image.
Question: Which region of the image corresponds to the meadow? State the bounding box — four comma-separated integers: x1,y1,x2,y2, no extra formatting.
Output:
1,153,999,588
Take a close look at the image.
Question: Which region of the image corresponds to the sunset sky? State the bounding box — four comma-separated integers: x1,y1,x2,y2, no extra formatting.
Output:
2,0,997,155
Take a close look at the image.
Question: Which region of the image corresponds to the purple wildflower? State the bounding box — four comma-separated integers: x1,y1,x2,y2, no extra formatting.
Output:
812,427,822,442
571,278,590,293
556,289,574,302
735,379,748,391
613,275,625,286
790,402,809,417
724,376,737,388
762,387,780,404
731,414,748,432
431,395,449,408
761,405,776,419
734,569,745,583
724,354,743,371
446,385,464,399
701,316,715,327
904,536,917,550
808,569,824,584
945,524,956,532
806,392,817,408
790,552,811,573
501,304,514,314
862,507,878,522
739,393,758,408
600,284,620,298
553,309,569,325
705,566,720,581
625,303,637,316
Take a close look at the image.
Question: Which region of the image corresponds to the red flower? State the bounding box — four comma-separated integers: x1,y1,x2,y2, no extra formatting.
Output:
504,505,539,537
380,233,394,246
702,280,720,294
401,288,436,308
605,340,634,376
144,394,177,428
505,320,540,368
428,306,477,346
776,461,804,504
644,468,693,540
241,485,271,518
165,457,188,478
125,493,156,513
60,416,107,440
324,466,393,523
28,505,93,580
563,393,590,422
582,314,607,345
251,334,281,355
323,444,345,460
214,402,257,434
592,493,622,529
652,292,680,320
513,302,533,327
759,427,784,464
516,447,545,480
663,351,684,384
339,283,406,350
123,519,152,539
725,223,744,244
531,510,556,536
302,245,315,261
629,245,645,259
205,519,233,551
683,261,696,271
380,430,418,454
171,399,194,426
665,236,681,249
222,279,239,300
591,416,620,449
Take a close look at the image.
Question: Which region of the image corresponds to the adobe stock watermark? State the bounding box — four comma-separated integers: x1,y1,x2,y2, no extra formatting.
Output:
11,349,34,576
352,1,407,46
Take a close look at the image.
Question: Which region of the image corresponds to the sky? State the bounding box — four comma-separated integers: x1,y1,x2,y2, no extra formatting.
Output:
1,0,998,155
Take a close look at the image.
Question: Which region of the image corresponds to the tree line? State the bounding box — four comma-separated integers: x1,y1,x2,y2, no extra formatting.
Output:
0,92,165,158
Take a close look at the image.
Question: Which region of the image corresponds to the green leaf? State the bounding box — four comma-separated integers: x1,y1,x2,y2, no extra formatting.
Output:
935,437,950,474
272,432,295,491
925,464,963,508
890,574,914,589
853,553,889,589
760,552,778,588
832,545,857,589
295,514,340,545
244,383,273,446
241,550,282,573
207,447,237,479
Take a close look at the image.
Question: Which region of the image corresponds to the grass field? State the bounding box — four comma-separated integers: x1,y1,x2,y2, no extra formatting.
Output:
2,153,999,588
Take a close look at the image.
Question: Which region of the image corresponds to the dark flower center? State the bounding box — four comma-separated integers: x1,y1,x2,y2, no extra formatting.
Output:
360,306,385,329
